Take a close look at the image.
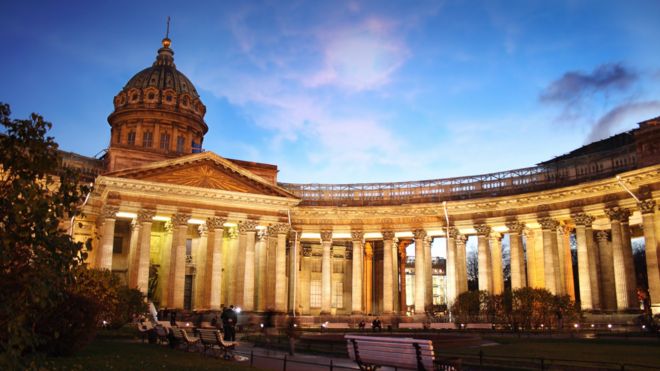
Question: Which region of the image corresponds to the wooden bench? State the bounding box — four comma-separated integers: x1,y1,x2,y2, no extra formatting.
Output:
429,323,456,330
197,328,236,359
466,323,493,330
154,325,169,345
176,328,200,352
323,322,351,329
399,322,425,330
346,335,438,371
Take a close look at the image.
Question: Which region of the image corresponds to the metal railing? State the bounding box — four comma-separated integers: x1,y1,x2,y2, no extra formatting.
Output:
279,147,638,206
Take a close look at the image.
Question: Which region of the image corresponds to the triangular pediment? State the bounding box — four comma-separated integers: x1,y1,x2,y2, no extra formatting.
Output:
104,152,296,198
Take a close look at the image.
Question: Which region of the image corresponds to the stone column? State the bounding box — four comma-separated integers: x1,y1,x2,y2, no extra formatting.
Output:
639,200,660,314
135,210,154,295
585,221,601,309
620,211,637,308
160,222,174,307
127,221,140,288
424,236,433,309
97,205,119,270
398,240,410,313
489,232,504,295
596,230,616,311
554,224,566,296
289,232,300,314
255,229,268,311
206,217,225,309
225,227,239,306
320,230,333,314
391,238,399,313
413,229,427,313
475,224,492,292
539,217,559,294
351,231,364,314
559,225,575,300
240,221,258,311
524,229,537,288
605,207,630,310
573,213,594,310
364,242,374,314
456,234,468,294
234,225,248,307
506,221,525,290
300,245,312,314
446,227,458,304
382,231,395,313
274,224,290,312
169,213,190,309
194,224,208,309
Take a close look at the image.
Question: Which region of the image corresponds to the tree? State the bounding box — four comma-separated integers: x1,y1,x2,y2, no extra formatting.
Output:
0,103,90,366
466,249,479,291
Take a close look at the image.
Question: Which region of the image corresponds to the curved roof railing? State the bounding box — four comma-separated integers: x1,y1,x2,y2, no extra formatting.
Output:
279,146,638,206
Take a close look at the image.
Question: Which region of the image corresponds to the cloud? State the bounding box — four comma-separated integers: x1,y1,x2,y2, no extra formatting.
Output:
586,100,660,142
540,63,637,104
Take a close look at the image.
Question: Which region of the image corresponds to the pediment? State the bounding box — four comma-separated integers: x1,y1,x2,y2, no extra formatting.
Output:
104,152,295,198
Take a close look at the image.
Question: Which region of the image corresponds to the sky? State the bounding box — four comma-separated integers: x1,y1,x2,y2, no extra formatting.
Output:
2,0,660,184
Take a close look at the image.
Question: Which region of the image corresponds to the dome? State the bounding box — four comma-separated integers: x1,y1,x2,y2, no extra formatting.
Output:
123,40,200,99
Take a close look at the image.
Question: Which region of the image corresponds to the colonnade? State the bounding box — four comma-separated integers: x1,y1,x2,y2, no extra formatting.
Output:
91,198,660,315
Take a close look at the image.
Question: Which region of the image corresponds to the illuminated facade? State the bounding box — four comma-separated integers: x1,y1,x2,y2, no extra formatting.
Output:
67,37,660,316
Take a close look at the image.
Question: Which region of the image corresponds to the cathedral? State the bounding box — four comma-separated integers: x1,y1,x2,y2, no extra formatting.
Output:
64,35,660,317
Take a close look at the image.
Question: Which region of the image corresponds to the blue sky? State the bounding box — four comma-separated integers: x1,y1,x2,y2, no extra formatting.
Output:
2,1,660,183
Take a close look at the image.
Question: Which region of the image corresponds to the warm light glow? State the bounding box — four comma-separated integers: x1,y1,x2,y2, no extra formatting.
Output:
332,232,351,239
607,324,612,328
188,218,205,225
301,232,320,239
395,231,414,238
255,225,267,230
574,323,579,328
235,307,242,313
364,232,382,239
115,211,137,219
223,222,237,227
153,215,170,222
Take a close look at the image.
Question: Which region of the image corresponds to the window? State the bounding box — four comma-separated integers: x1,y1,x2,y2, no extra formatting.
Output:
332,281,343,308
160,133,170,150
310,280,321,308
310,259,321,273
166,95,173,102
112,236,123,254
176,135,185,153
142,131,153,148
127,131,136,145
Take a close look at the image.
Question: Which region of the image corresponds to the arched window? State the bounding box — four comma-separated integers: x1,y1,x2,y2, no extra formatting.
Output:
143,131,153,148
160,133,170,150
127,131,136,145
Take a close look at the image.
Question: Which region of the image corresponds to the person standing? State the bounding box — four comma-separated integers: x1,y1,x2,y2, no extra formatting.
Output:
221,305,238,341
285,316,300,356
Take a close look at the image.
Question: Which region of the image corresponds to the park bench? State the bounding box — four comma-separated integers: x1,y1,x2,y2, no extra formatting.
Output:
429,323,456,330
323,322,351,329
197,328,236,359
175,328,200,352
399,322,425,330
345,335,460,371
466,323,493,330
154,325,169,345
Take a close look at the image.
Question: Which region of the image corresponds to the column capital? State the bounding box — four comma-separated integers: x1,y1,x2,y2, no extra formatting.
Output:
272,223,290,235
206,217,226,230
557,223,572,235
227,227,239,240
447,227,459,239
413,229,427,240
604,206,629,222
137,209,155,223
505,221,525,234
455,234,467,245
489,232,503,242
538,217,559,230
257,229,268,241
171,213,190,227
164,221,174,233
572,212,595,227
364,241,373,257
382,230,395,241
638,199,657,214
596,230,610,242
198,223,208,237
238,220,259,233
100,205,119,219
302,245,312,257
474,224,491,236
351,230,364,242
320,229,333,242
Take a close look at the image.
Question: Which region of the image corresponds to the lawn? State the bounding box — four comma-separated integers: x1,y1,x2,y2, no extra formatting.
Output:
436,336,660,368
41,335,254,371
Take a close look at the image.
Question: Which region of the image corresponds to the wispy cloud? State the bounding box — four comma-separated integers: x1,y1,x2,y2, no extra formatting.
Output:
540,63,637,104
586,100,660,142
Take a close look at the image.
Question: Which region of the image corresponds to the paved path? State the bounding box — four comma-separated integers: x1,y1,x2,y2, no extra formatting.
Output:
233,342,361,371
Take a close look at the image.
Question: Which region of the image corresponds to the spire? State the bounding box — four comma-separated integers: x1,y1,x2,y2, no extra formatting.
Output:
154,16,175,67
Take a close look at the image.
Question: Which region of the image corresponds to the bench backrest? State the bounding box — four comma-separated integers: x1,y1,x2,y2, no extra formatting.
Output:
466,323,493,330
324,322,350,329
345,335,434,371
399,322,424,329
171,327,184,341
197,328,219,345
429,323,456,330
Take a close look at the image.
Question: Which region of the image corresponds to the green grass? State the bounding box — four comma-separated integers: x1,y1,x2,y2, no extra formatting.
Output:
437,336,660,367
41,337,254,371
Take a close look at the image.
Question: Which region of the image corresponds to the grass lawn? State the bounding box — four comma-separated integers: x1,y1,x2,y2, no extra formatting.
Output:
437,336,660,367
42,335,255,370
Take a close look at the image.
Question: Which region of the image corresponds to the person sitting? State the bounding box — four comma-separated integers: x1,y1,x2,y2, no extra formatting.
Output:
358,320,366,330
372,317,382,332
